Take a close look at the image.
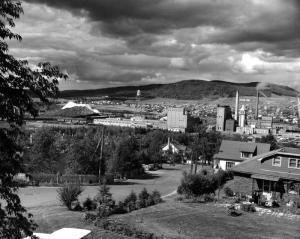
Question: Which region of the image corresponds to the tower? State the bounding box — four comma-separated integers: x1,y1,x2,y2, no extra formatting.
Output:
234,90,239,122
239,105,246,127
216,105,232,131
255,90,259,120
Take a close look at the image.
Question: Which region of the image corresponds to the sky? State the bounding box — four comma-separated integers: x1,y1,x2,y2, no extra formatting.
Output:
8,0,300,90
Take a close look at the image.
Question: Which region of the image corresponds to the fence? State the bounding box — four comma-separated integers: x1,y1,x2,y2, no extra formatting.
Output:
30,173,104,186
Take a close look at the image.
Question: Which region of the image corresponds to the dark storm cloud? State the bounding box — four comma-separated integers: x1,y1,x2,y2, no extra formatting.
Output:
24,0,236,36
24,0,300,57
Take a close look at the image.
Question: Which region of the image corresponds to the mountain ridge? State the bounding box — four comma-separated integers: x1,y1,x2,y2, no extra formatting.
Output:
60,80,298,100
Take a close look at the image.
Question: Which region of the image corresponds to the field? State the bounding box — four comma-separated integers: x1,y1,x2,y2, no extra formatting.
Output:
117,200,300,239
18,164,300,238
19,164,188,234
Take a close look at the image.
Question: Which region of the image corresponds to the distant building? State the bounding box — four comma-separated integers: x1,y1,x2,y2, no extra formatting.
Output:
239,105,246,127
216,105,232,131
167,107,199,133
225,119,235,132
213,140,271,170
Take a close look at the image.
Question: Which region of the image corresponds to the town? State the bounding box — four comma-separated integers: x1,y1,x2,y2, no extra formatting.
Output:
1,1,300,239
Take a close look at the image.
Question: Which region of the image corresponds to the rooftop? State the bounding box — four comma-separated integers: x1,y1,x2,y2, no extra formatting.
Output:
214,140,270,162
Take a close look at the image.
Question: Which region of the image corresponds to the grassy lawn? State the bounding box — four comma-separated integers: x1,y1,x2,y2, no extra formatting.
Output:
116,200,300,239
18,164,300,239
18,164,188,235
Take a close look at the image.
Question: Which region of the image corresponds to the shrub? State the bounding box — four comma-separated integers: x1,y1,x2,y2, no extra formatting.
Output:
94,183,115,218
138,188,150,208
151,190,162,204
177,172,215,197
97,204,113,218
124,191,138,212
84,212,97,222
224,187,234,197
95,183,113,205
95,218,162,239
240,203,256,213
83,197,97,211
178,170,233,200
57,184,83,210
73,201,83,211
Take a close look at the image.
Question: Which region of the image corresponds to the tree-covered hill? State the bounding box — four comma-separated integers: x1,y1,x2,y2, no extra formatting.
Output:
60,80,298,100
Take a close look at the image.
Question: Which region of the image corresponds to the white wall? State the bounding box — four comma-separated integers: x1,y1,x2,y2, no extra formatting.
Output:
219,160,240,171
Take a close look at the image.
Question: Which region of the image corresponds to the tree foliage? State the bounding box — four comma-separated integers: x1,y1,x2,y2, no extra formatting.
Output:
0,1,67,238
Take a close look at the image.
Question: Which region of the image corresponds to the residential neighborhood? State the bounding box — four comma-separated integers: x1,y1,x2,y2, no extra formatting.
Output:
1,0,300,239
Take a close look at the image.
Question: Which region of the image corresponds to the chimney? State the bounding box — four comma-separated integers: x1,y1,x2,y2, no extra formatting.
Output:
255,90,259,120
235,90,239,121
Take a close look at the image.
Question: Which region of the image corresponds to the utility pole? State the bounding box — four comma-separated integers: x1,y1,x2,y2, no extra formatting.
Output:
194,153,198,174
99,127,105,184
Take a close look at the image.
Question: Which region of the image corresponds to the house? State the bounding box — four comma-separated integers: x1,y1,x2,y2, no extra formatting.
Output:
161,138,190,163
231,147,300,198
213,140,270,170
161,138,188,155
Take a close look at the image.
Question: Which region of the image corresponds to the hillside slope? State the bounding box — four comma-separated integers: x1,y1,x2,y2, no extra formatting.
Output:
60,80,298,100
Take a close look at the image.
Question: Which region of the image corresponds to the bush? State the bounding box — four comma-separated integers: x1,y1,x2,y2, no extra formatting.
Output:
177,172,215,197
84,212,97,222
138,188,150,208
83,197,97,211
73,201,83,211
240,203,256,213
57,184,83,210
94,184,115,218
124,191,137,212
95,218,162,239
224,187,234,197
151,190,162,204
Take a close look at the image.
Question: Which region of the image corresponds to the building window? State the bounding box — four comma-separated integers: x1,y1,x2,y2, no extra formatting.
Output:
241,152,252,159
289,158,300,168
226,162,235,169
272,156,281,167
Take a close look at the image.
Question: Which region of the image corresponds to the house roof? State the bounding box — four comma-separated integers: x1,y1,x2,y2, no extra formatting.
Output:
161,141,188,152
213,140,270,162
232,147,300,181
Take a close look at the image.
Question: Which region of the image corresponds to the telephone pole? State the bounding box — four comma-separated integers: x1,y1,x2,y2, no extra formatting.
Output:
99,127,105,184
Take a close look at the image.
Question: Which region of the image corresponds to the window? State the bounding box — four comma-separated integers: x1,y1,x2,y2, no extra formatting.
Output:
289,158,300,168
272,156,281,167
226,162,235,169
241,152,252,159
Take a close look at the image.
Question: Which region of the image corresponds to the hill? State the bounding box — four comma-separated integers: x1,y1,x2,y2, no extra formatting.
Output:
60,80,298,100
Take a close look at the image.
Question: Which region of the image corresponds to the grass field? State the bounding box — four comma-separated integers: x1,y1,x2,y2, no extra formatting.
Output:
18,164,188,234
18,164,300,238
117,200,300,239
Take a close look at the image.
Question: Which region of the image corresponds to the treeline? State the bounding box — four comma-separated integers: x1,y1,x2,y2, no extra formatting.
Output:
19,126,223,179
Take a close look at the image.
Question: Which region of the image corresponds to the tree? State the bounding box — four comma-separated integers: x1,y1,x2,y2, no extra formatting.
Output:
256,133,278,150
29,128,62,173
0,1,67,238
108,137,142,178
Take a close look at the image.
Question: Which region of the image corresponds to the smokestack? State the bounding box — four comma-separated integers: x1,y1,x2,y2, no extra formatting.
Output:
235,90,239,121
255,90,259,120
297,94,300,119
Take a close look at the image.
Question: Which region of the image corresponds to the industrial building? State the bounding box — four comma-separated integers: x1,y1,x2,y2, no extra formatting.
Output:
216,89,300,136
216,105,233,132
167,107,200,133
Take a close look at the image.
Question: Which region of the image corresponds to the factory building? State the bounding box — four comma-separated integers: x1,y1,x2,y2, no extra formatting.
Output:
216,105,232,131
167,107,200,133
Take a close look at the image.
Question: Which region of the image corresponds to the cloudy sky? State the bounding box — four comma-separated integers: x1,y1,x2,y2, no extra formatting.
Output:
9,0,300,90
